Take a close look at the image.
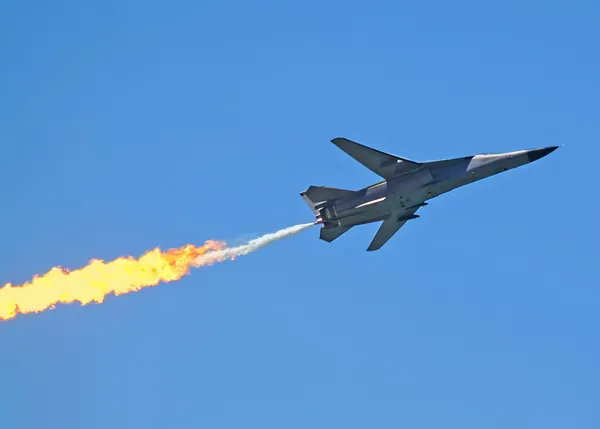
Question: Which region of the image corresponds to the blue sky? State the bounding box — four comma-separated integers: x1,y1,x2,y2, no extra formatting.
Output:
1,1,598,427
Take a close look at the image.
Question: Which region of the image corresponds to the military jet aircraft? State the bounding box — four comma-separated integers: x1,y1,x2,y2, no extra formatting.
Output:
301,137,558,251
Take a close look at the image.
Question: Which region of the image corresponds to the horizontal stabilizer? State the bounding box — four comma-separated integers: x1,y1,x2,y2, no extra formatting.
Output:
320,225,352,243
331,137,421,179
301,185,359,205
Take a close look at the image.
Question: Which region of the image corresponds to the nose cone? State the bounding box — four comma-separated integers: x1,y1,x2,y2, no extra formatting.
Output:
527,146,559,163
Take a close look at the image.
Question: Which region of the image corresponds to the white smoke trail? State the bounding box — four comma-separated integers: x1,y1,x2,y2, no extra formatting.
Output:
192,223,315,267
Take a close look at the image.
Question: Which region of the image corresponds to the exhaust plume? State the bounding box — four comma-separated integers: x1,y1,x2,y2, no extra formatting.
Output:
193,222,314,266
0,223,314,321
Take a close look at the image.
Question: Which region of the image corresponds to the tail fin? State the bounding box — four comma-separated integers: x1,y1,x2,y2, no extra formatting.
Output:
300,185,359,215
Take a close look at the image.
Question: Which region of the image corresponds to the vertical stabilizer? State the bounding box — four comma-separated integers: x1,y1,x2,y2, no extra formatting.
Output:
300,185,359,216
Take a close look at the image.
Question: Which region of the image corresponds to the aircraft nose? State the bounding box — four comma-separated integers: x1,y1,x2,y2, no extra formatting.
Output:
527,146,559,163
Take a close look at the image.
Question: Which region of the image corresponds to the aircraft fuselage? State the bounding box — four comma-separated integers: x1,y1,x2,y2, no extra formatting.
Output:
302,138,558,251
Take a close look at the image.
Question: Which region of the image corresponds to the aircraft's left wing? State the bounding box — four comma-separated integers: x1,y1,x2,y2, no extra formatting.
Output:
331,137,421,179
367,208,420,251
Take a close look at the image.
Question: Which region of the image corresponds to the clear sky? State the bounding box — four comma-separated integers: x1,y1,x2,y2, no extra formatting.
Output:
1,1,598,428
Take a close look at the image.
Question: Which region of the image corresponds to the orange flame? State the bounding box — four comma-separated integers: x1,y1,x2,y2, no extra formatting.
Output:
0,241,226,321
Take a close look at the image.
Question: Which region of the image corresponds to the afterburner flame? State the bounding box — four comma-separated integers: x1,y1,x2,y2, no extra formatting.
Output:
0,241,225,320
0,222,315,322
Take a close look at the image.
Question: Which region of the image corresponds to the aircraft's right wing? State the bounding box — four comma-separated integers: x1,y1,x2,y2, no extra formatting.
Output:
367,208,420,251
331,137,421,179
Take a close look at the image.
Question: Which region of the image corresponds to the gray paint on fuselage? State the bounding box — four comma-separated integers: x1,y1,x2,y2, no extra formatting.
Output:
301,139,558,250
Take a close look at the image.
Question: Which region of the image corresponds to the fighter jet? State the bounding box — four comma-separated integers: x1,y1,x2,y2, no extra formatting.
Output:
301,137,558,251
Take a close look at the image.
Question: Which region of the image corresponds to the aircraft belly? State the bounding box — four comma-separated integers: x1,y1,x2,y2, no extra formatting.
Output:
337,208,389,227
334,196,389,218
381,186,428,213
384,168,434,208
389,168,434,191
